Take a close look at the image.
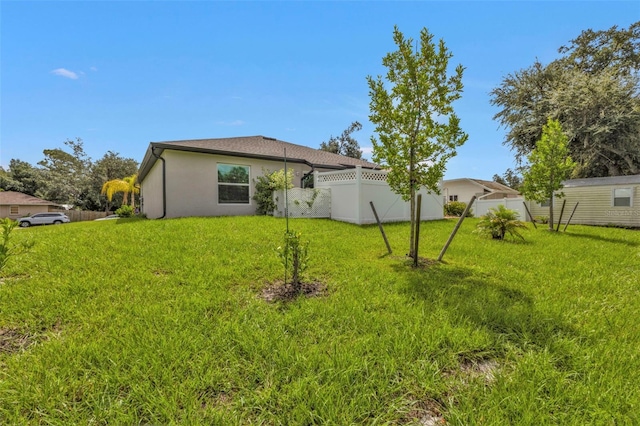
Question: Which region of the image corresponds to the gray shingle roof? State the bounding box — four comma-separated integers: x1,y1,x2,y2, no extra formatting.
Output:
139,135,379,181
469,178,519,193
0,191,59,206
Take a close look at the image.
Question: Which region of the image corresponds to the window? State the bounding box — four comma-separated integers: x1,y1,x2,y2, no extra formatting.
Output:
10,206,18,215
449,195,458,202
218,164,250,204
613,188,632,207
540,199,550,207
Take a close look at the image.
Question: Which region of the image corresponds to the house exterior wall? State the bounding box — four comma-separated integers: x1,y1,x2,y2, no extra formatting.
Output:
1,205,52,220
442,180,486,204
528,184,640,227
141,158,165,219
142,149,313,219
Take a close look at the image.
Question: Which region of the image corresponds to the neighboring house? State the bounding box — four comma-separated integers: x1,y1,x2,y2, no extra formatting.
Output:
442,178,520,203
528,174,640,227
0,191,62,220
137,136,378,219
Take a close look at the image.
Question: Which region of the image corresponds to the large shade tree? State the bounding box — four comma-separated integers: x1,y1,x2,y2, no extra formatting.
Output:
367,26,468,258
491,22,640,177
319,121,364,159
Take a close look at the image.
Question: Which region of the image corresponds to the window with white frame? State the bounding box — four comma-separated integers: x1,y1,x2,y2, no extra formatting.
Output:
612,188,632,207
10,206,19,215
540,199,551,207
218,164,250,204
449,195,458,202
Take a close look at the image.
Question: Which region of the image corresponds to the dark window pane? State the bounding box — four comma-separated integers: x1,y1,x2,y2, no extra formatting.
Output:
218,164,249,184
614,197,631,207
219,185,249,204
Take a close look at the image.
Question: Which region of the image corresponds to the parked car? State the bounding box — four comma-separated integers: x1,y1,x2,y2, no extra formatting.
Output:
18,212,70,227
94,214,119,221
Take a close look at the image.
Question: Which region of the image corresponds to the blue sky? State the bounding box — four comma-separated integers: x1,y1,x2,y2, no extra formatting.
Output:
1,1,638,180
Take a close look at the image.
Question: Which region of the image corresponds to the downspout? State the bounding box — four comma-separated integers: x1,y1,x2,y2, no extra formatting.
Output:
151,146,167,219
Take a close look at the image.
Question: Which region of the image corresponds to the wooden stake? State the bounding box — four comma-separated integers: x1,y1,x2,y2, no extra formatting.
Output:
563,202,579,232
370,201,392,254
438,195,476,262
522,201,537,229
556,199,567,232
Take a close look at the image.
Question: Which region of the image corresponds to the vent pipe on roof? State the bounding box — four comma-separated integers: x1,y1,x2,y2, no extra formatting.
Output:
151,146,167,219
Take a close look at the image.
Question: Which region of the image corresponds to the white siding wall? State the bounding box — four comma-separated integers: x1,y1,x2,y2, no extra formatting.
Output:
528,184,640,227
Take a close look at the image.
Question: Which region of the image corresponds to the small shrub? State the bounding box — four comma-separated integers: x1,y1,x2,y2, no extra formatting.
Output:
253,169,294,216
115,205,134,217
475,205,527,241
0,218,34,274
276,230,309,293
534,215,549,224
445,201,473,217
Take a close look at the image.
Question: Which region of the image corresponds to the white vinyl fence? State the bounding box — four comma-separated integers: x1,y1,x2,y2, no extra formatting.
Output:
473,197,528,220
273,188,331,218
314,166,443,225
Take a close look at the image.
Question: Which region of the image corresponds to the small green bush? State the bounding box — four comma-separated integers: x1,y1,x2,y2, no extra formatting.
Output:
475,204,527,240
252,169,294,216
534,215,549,224
444,201,472,217
115,205,134,217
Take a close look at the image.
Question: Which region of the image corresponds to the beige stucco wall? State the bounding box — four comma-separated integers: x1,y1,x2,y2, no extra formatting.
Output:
143,150,314,219
1,205,51,220
141,158,165,219
528,184,639,227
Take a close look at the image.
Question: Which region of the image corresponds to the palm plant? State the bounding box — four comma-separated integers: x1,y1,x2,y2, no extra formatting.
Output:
475,205,527,241
101,173,139,209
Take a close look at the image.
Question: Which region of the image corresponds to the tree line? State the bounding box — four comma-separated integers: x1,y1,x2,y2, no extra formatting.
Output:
0,138,139,212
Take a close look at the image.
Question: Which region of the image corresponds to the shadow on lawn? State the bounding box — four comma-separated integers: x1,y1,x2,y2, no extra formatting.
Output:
563,230,639,247
396,263,578,354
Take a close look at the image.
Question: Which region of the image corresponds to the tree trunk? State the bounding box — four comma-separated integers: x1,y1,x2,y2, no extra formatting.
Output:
548,196,555,231
408,147,416,258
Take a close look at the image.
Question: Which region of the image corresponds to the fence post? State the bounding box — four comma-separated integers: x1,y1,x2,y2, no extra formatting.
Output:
355,166,362,225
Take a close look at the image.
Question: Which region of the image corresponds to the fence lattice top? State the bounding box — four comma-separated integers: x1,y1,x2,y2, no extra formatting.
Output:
316,169,388,183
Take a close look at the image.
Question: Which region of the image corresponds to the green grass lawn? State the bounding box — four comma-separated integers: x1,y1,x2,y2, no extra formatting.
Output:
1,216,639,424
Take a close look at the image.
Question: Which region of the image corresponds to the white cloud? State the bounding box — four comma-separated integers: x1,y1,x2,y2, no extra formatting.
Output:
90,66,98,72
361,146,374,156
51,68,79,79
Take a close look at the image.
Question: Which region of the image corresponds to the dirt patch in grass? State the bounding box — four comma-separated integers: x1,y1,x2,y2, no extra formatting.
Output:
199,387,235,410
402,398,446,425
0,321,62,355
0,328,35,354
261,280,327,303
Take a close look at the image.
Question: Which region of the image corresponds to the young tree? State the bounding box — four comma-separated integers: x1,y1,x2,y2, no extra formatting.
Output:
521,119,576,231
319,121,364,159
367,26,468,257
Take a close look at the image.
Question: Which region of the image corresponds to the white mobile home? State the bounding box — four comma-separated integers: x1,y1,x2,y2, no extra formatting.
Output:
528,175,640,227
